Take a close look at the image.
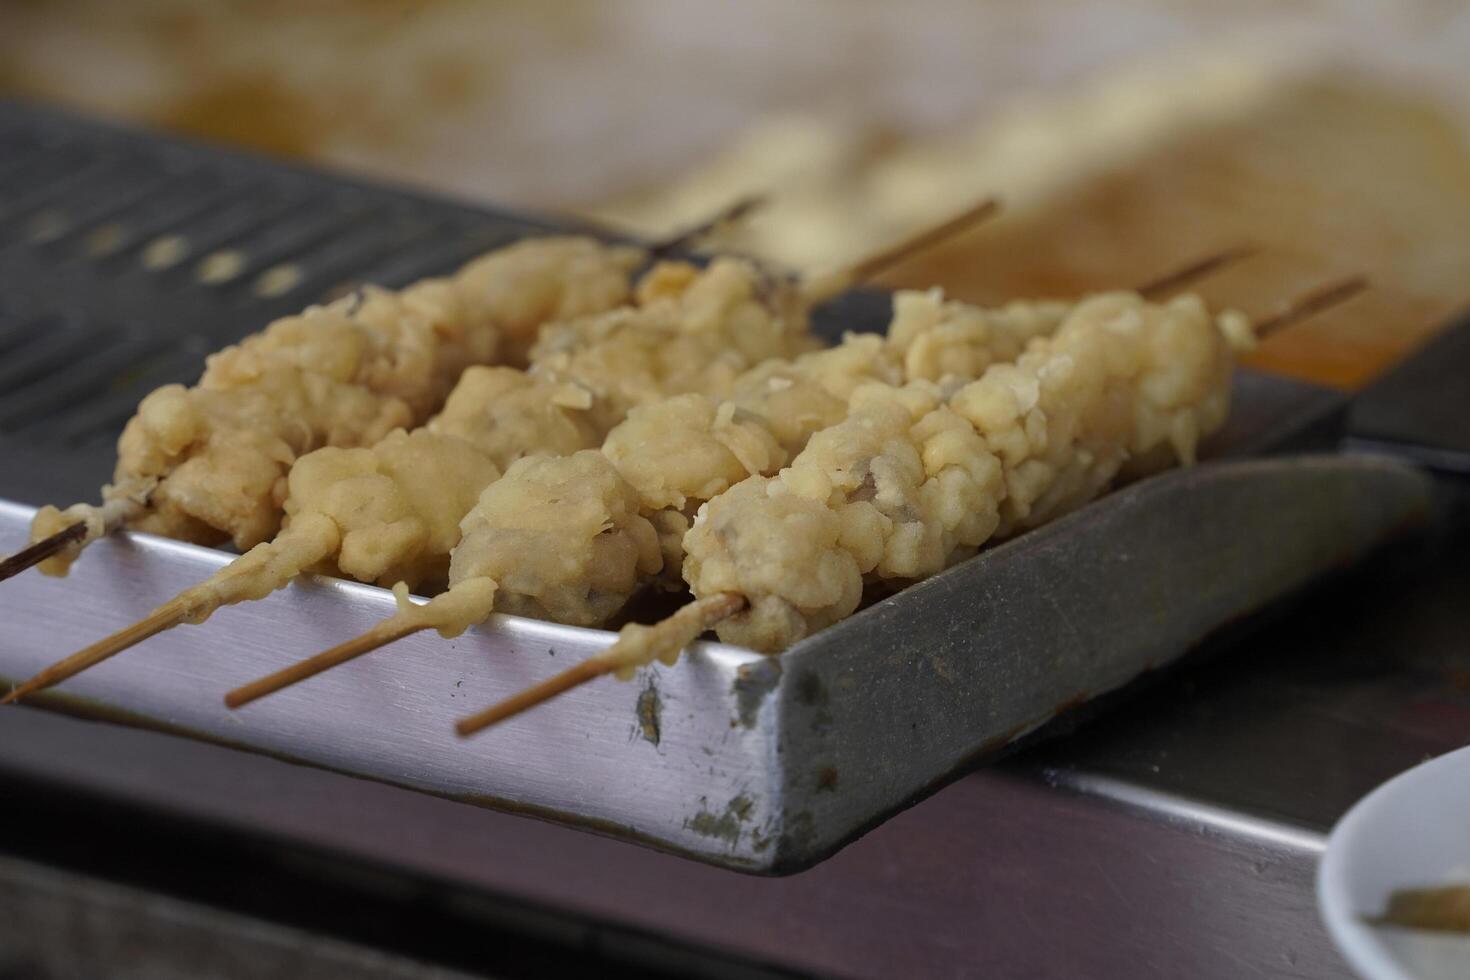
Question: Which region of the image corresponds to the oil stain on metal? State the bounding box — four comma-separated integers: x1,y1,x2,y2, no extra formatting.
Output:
795,669,833,734
731,658,781,728
685,793,755,848
635,674,661,747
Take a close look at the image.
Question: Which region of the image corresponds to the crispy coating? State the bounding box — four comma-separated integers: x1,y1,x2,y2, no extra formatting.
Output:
388,273,899,635
727,333,898,455
887,289,1072,384
529,257,820,433
33,236,642,574
949,292,1250,534
601,393,787,587
86,252,827,631
448,451,663,626
454,237,646,367
602,394,785,512
281,428,501,589
684,292,1252,651
121,369,414,549
159,428,501,627
123,359,619,626
427,366,601,470
588,292,1078,607
590,293,1078,602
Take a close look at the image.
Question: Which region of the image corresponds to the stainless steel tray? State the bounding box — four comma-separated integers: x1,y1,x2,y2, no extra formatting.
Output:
0,453,1431,873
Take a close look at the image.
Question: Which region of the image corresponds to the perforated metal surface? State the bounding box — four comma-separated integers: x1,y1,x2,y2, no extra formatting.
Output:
0,102,576,502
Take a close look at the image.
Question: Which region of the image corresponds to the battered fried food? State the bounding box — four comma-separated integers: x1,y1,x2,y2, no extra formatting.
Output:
528,256,821,433
679,292,1254,652
30,236,645,575
300,289,1108,649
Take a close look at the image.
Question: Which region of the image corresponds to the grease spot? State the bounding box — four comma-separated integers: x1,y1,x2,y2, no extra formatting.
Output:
685,793,755,848
795,670,833,733
778,810,817,858
635,675,661,747
731,658,781,728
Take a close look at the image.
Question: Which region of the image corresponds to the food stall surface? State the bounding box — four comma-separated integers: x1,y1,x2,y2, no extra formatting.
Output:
0,103,1466,979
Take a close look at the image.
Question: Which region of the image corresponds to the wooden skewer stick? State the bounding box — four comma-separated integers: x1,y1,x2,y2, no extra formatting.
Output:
223,577,497,709
0,491,145,586
455,592,747,737
1253,274,1368,339
798,197,1001,306
224,617,424,709
1136,244,1258,299
0,596,193,705
0,521,86,584
647,195,767,257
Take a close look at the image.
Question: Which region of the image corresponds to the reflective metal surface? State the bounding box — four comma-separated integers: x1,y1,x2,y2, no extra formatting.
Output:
0,708,1349,979
0,853,480,980
0,453,1431,873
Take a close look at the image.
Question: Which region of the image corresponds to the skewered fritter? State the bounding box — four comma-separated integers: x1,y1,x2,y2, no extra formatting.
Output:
11,197,999,590
398,289,1072,630
28,236,646,576
220,283,1163,708
2,254,837,704
678,292,1254,652
528,257,821,433
10,224,1261,712
392,291,1094,622
449,287,1283,732
196,254,818,608
24,222,1054,696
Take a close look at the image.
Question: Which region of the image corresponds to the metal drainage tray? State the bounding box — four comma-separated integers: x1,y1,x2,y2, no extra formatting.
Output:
0,101,1435,873
0,452,1430,873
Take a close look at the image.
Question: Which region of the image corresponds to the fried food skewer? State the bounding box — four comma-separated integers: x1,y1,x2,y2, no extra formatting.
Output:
224,248,1256,711
2,227,1241,589
0,516,89,584
14,236,651,583
1,256,806,704
454,275,1367,735
9,200,778,586
8,200,1007,705
454,593,745,735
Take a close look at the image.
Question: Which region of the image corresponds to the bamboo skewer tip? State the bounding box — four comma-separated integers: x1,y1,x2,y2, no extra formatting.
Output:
799,197,1001,307
224,617,425,709
1136,243,1259,299
0,520,86,585
1254,274,1369,339
0,599,190,705
454,592,747,737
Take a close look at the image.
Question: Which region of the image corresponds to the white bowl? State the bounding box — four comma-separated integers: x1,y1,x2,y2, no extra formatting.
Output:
1318,744,1470,980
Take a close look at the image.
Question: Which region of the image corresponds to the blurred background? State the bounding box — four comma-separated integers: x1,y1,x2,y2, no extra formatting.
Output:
5,1,1470,387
